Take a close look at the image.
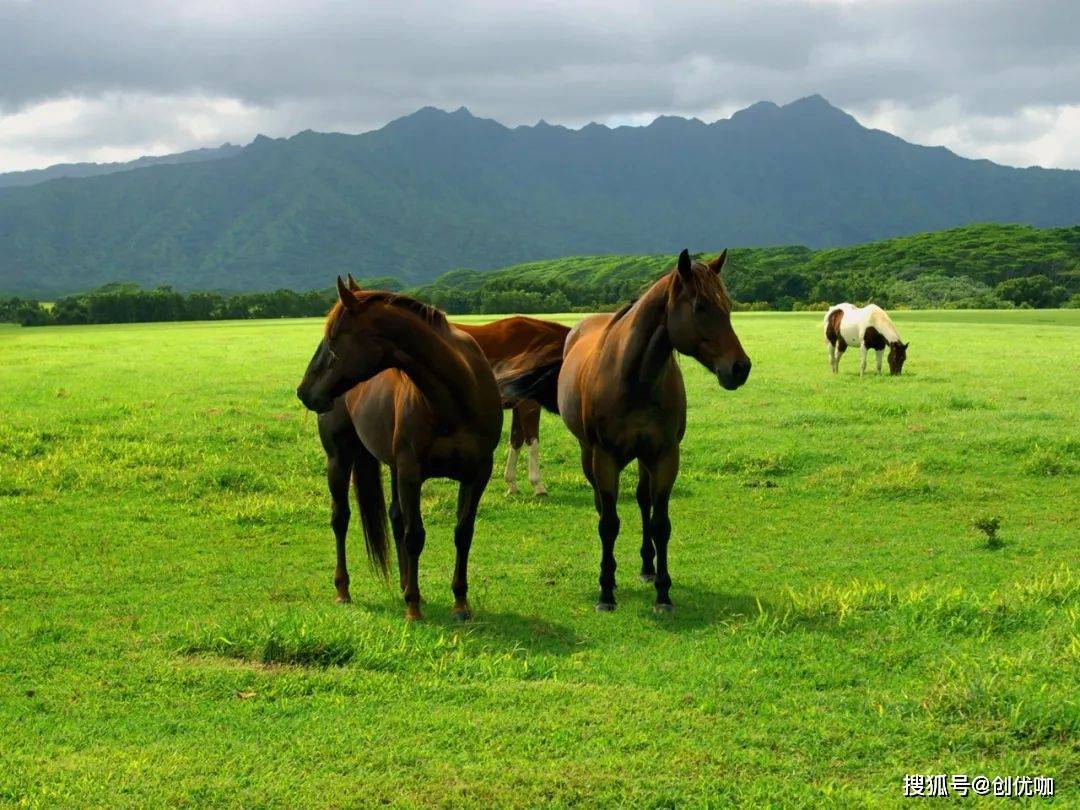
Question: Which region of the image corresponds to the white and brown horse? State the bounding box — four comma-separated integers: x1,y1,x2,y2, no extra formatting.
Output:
824,303,909,375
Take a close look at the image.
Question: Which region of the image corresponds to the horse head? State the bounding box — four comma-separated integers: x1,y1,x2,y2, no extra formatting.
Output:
887,341,909,375
664,249,751,390
296,276,390,413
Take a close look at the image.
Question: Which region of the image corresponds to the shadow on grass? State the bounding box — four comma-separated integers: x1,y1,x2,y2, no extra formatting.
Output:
571,578,888,636
357,592,584,659
572,580,779,631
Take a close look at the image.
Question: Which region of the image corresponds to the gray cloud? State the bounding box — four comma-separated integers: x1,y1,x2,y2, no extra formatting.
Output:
1,0,1078,170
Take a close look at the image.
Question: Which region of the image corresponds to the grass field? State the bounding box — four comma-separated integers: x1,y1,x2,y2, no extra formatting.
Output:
1,310,1077,807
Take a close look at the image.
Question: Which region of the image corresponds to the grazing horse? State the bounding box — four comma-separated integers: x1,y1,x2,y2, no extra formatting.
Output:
296,278,503,621
824,303,909,375
514,249,750,613
454,317,570,497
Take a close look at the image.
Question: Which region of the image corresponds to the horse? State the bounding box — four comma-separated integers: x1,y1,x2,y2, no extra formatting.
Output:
296,277,503,621
453,317,570,497
824,303,909,375
510,249,750,613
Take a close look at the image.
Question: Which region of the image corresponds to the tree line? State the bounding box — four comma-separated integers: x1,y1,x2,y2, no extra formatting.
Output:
3,224,1078,326
0,284,339,327
3,272,1073,329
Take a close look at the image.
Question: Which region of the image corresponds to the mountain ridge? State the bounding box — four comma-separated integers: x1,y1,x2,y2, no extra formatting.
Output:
0,143,243,189
0,96,1077,296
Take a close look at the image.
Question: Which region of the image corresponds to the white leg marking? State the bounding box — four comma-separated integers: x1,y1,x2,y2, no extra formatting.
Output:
504,444,520,494
860,345,868,376
527,438,546,496
828,343,836,373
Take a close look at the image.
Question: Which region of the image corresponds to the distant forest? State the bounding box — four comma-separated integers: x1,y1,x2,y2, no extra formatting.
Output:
3,224,1078,326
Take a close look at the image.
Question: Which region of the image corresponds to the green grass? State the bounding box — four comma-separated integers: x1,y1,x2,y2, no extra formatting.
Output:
1,310,1077,807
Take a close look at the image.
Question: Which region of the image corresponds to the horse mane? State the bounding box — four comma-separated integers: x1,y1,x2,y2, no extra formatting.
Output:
607,258,733,331
325,291,449,337
678,259,734,313
608,297,638,326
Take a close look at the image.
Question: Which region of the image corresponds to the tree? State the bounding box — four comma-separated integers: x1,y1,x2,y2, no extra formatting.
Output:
995,275,1067,308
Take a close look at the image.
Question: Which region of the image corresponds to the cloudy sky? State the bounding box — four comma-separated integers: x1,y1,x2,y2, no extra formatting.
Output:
1,0,1078,172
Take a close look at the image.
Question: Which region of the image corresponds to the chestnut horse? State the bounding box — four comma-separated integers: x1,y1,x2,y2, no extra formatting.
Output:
514,250,751,613
296,278,503,621
454,317,570,497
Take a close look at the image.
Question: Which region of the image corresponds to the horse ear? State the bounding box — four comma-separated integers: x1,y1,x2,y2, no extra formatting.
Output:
346,273,362,292
677,249,692,280
337,276,360,310
707,249,727,275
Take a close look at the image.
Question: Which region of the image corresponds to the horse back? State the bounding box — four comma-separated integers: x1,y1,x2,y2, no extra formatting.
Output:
455,317,569,365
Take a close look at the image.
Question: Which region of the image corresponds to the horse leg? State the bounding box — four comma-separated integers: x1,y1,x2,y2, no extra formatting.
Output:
326,446,355,604
320,412,359,604
521,401,546,496
860,343,868,377
504,406,523,495
395,466,426,621
578,444,597,509
591,448,622,611
451,465,490,621
637,460,655,582
647,448,679,613
828,341,837,374
876,348,884,375
388,472,408,593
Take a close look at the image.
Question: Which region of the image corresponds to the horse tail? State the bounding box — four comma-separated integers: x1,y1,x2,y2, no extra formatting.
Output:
499,359,562,414
351,441,391,580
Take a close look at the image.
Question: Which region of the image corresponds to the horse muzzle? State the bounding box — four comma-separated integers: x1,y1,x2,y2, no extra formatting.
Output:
296,386,334,414
716,358,751,390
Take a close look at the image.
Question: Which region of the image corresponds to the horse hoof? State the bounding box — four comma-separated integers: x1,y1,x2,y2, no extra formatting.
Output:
640,573,656,583
506,487,519,496
405,606,423,622
595,601,616,612
533,489,548,498
452,602,472,622
335,594,352,605
653,603,675,615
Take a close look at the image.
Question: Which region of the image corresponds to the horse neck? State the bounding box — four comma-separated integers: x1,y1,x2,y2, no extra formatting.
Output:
375,308,478,421
609,278,674,394
870,309,901,343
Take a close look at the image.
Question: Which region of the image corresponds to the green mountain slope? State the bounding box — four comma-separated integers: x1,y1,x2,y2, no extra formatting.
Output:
1,97,1078,297
410,224,1080,311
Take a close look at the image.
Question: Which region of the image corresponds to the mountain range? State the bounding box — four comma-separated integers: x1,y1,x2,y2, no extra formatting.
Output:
0,143,242,189
1,96,1078,296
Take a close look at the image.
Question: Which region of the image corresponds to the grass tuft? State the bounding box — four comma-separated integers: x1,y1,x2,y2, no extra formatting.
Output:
179,609,557,681
777,568,1075,636
1022,444,1076,477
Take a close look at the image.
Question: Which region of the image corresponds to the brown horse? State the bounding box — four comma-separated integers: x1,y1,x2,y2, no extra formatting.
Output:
549,250,750,612
454,317,570,496
296,278,503,621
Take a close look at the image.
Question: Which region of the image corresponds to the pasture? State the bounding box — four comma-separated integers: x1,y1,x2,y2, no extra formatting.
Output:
1,309,1077,806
